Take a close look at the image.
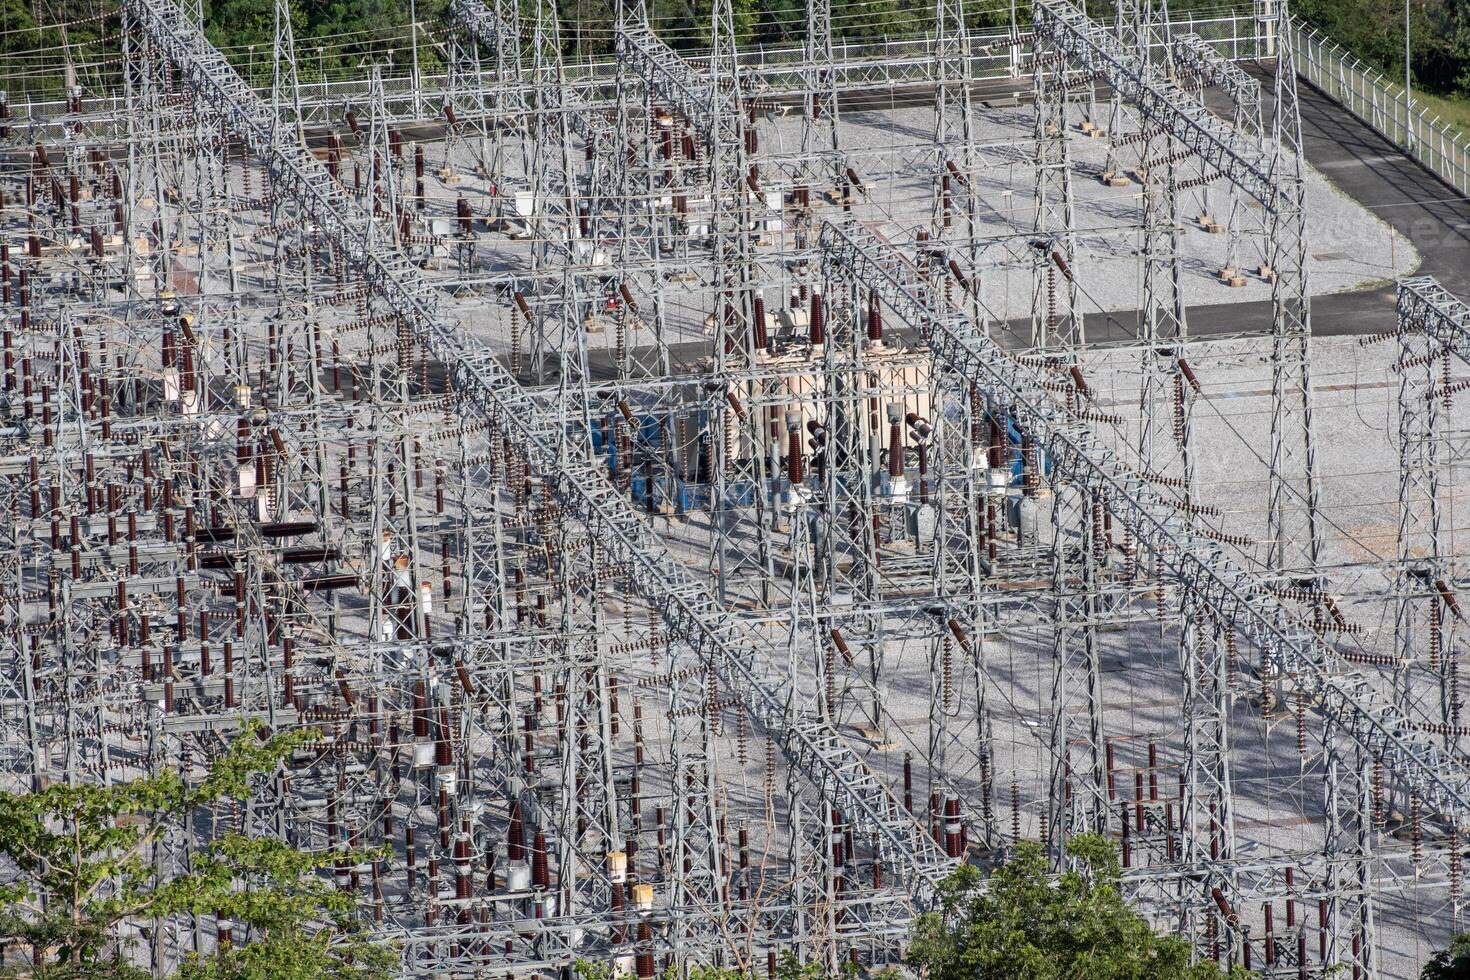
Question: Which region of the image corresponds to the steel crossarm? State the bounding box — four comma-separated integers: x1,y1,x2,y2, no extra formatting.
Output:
616,23,741,150
1034,0,1276,210
370,893,917,974
448,0,515,58
122,0,954,902
1171,32,1261,115
818,219,1470,824
1397,277,1470,369
452,0,617,155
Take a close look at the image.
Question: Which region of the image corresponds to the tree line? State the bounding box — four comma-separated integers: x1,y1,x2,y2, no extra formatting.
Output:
0,0,1463,101
1295,0,1469,100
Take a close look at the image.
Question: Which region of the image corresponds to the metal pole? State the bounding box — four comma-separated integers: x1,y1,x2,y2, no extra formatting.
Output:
1404,0,1411,105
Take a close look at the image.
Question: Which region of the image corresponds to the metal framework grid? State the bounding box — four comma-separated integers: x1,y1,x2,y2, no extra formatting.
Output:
0,0,1464,977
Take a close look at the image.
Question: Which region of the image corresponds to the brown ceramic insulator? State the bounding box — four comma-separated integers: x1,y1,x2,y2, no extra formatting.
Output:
887,418,904,479
530,831,549,888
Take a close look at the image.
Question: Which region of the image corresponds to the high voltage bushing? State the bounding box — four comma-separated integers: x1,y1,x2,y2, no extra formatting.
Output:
817,217,1470,825
121,0,955,905
19,2,1456,974
1,58,864,971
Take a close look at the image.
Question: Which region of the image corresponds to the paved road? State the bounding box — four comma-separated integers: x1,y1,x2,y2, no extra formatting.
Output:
984,70,1470,350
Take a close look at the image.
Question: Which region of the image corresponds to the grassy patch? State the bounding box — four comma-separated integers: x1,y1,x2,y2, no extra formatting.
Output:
1410,89,1470,143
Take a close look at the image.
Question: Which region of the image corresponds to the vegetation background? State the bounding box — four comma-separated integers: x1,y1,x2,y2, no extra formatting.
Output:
0,0,1466,106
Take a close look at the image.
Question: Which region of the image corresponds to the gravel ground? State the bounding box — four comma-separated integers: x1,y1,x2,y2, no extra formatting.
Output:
383,94,1421,364
217,81,1460,976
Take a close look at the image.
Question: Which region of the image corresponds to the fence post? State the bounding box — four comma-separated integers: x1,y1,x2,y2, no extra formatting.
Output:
1298,20,1470,195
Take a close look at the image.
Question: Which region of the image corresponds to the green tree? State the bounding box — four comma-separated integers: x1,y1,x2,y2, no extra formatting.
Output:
1421,0,1470,94
203,0,299,85
1293,0,1470,99
305,0,445,76
0,722,392,980
1423,933,1470,980
907,834,1249,980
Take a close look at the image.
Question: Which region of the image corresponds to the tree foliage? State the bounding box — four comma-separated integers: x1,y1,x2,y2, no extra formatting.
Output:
1294,0,1469,97
7,0,1470,105
0,722,391,980
1423,933,1470,980
906,834,1250,980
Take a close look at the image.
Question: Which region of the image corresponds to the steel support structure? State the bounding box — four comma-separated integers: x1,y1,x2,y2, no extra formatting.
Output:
1033,0,1320,574
121,0,955,921
818,218,1470,828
